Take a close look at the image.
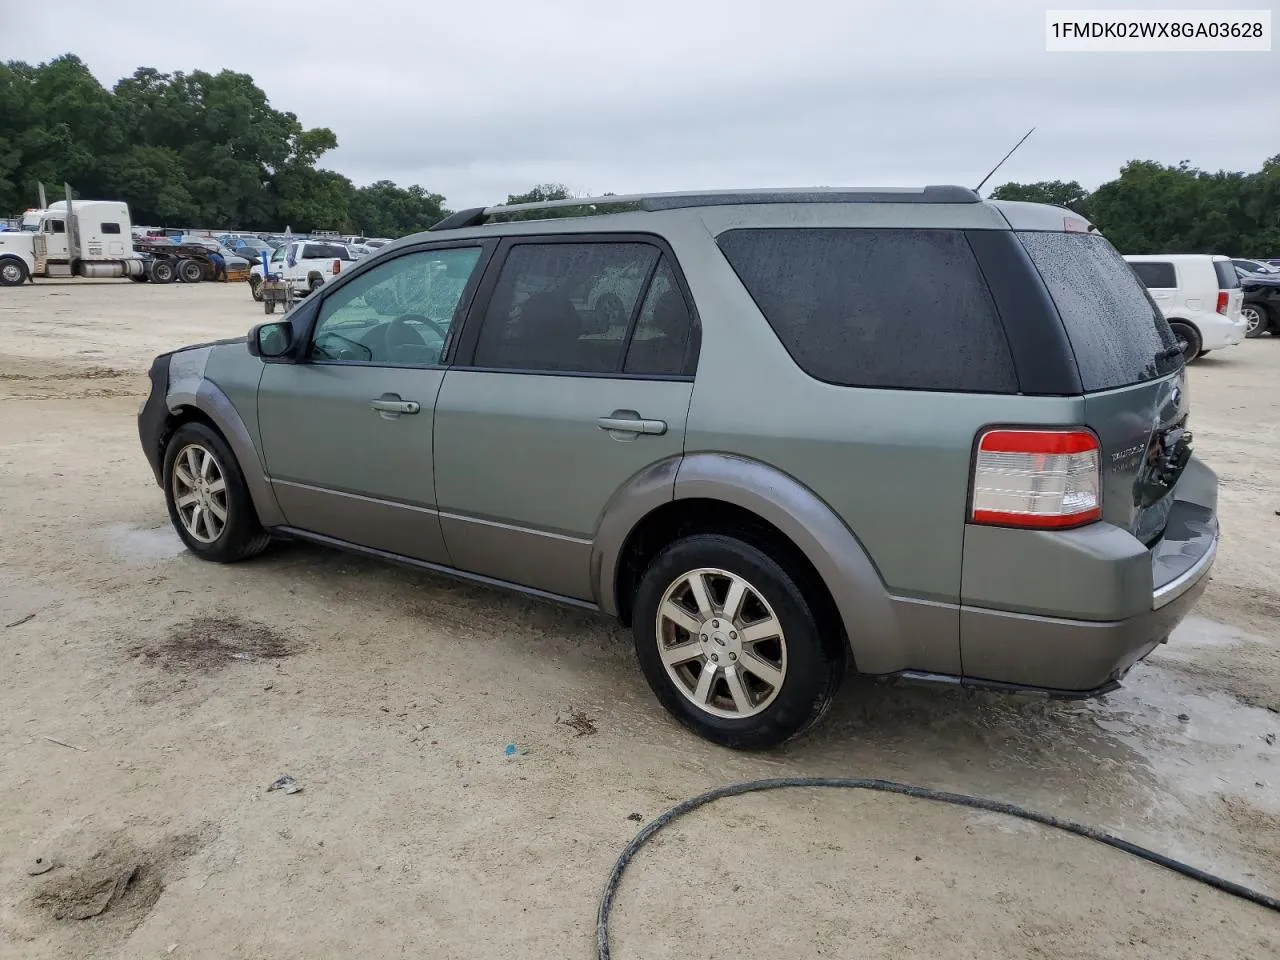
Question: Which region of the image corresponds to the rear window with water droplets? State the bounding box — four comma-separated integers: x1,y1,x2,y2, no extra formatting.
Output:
1018,232,1181,391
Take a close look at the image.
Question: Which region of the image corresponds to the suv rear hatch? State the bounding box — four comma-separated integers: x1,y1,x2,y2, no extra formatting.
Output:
1017,230,1189,544
1213,257,1243,318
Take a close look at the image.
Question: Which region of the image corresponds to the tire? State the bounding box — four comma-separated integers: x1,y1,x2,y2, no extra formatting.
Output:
0,258,29,286
177,258,204,283
1168,320,1201,363
631,534,846,750
1242,302,1269,338
130,273,149,283
150,260,176,284
249,275,264,302
308,275,323,293
162,422,270,563
265,301,275,314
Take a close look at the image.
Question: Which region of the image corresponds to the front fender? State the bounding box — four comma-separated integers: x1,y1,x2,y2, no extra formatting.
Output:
166,351,285,528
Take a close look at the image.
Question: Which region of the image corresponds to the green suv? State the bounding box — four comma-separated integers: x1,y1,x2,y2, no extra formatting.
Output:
138,187,1218,748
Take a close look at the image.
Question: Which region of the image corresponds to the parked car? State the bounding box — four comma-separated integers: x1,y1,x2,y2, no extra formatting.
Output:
1124,254,1246,359
183,238,252,275
1240,273,1280,337
247,240,355,300
1231,257,1280,276
348,243,375,259
364,238,394,249
220,235,272,263
137,187,1217,749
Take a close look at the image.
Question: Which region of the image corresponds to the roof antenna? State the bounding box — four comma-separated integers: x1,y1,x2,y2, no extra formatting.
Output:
974,127,1036,195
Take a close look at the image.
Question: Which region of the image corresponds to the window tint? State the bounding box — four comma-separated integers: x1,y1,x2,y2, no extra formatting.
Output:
624,258,696,376
303,243,351,260
100,222,121,235
1214,260,1241,289
1130,261,1176,289
717,228,1016,392
311,247,482,365
473,242,658,373
1018,232,1181,391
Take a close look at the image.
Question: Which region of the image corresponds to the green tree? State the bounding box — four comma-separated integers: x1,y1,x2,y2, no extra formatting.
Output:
990,179,1090,215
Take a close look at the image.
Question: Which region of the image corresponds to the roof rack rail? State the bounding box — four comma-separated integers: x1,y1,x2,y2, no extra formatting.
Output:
427,185,981,230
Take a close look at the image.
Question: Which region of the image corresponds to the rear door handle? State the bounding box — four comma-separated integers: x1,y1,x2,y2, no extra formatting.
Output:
371,397,420,417
597,415,667,436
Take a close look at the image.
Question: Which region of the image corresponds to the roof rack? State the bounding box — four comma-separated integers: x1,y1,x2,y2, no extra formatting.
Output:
427,185,980,231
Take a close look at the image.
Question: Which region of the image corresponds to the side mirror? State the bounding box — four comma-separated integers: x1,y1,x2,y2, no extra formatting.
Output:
248,321,294,359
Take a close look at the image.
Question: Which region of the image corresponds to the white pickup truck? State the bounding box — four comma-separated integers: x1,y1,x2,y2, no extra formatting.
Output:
247,240,356,301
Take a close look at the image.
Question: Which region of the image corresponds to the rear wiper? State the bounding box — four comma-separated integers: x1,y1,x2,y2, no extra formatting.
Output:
1156,344,1185,363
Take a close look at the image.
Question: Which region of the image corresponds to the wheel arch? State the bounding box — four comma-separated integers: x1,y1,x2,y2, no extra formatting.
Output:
0,251,33,279
164,375,285,527
593,453,916,675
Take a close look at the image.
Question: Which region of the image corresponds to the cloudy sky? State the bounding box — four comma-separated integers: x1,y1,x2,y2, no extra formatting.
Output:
5,1,1276,208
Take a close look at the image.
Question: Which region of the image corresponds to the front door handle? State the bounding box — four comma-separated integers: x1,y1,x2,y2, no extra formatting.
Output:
370,396,420,419
597,414,667,436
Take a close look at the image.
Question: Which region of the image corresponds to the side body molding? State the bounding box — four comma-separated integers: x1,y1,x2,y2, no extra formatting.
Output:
166,354,286,528
592,452,960,676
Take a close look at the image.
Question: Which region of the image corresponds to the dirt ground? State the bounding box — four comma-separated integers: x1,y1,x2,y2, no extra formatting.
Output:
1,280,1277,959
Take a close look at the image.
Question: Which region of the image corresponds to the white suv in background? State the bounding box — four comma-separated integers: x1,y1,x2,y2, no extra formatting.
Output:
1125,254,1246,361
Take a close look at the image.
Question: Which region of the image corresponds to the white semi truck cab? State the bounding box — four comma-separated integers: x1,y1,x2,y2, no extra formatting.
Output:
0,199,147,286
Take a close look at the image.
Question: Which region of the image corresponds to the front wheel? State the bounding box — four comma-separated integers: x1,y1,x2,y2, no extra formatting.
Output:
1169,320,1201,362
150,260,175,284
1243,303,1269,338
0,258,29,286
162,422,271,563
631,534,845,749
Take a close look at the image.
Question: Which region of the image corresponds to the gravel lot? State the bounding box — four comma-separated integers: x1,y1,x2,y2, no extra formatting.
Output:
1,280,1277,959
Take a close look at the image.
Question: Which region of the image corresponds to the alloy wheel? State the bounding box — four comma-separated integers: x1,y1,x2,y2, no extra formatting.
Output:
654,567,788,719
1243,305,1263,336
172,443,229,543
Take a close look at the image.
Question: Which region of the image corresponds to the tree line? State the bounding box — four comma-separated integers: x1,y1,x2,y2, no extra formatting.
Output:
4,55,1275,251
991,155,1280,256
0,55,453,236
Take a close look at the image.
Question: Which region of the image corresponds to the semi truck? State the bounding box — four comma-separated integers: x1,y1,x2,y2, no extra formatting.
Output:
0,194,153,286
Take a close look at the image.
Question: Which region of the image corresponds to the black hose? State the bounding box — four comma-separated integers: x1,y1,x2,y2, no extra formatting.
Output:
597,776,1280,960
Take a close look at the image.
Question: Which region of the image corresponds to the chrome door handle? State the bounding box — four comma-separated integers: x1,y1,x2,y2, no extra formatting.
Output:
370,398,420,415
597,415,667,436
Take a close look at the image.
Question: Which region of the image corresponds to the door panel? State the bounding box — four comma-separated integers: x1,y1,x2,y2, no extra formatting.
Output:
433,371,693,600
257,364,448,562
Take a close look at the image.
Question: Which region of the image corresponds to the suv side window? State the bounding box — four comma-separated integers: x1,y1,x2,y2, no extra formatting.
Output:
472,242,659,373
717,228,1017,392
623,257,697,376
310,247,483,365
1131,261,1176,289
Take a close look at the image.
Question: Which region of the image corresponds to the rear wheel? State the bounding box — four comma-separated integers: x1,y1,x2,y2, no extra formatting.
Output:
1169,320,1201,362
308,275,324,293
1243,303,1269,338
632,534,845,749
163,422,270,563
0,258,28,286
177,258,204,283
150,260,175,284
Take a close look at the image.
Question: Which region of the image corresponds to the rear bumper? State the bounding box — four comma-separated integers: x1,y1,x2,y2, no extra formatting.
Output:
1198,312,1247,349
959,456,1218,693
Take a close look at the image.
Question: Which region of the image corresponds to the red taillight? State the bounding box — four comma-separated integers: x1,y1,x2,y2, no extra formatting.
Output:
1216,291,1229,315
333,259,341,274
971,429,1101,529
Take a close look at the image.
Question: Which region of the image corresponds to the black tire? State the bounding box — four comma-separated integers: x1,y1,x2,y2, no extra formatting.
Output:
0,258,29,286
631,534,846,750
130,273,149,283
308,275,324,293
1242,302,1269,339
249,275,264,302
264,301,275,314
162,422,270,563
177,258,204,283
1169,320,1201,363
150,260,176,284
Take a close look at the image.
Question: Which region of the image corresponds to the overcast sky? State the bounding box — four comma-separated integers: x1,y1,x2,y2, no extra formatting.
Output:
5,1,1276,208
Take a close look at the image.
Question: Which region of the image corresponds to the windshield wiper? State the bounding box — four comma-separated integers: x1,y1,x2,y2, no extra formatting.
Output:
1156,344,1185,364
